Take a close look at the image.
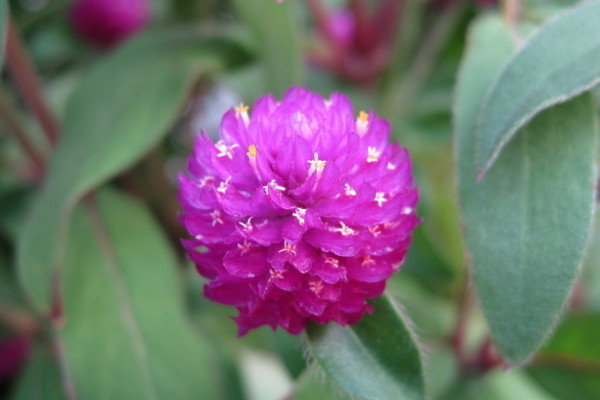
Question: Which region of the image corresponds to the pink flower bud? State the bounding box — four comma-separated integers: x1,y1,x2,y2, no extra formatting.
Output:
69,0,151,49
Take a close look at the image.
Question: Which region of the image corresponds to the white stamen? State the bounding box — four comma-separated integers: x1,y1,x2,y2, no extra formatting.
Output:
362,255,376,266
356,111,369,136
237,240,252,255
293,207,307,225
269,269,284,281
198,176,215,188
263,179,286,195
210,209,223,226
402,206,414,215
238,217,254,232
333,222,356,236
367,147,380,163
344,183,357,196
216,142,239,159
279,241,297,255
235,104,250,127
368,225,381,237
216,176,232,194
374,192,387,207
387,162,396,170
309,280,324,295
307,152,327,176
325,257,339,268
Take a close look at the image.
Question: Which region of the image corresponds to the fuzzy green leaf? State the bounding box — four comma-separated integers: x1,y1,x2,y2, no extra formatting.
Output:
456,16,597,365
475,1,600,175
306,295,425,400
291,364,360,400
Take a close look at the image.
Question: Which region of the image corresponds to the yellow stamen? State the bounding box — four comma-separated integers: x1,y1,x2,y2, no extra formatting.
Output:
247,144,257,158
358,111,368,123
235,103,249,115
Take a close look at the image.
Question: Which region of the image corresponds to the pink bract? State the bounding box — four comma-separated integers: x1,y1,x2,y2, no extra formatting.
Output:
69,0,151,49
179,87,419,335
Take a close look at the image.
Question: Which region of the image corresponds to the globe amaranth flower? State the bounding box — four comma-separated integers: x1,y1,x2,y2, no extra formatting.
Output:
179,87,419,335
69,0,151,49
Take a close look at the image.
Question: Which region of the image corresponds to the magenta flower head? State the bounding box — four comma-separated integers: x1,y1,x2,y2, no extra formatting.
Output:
179,87,419,335
69,0,151,49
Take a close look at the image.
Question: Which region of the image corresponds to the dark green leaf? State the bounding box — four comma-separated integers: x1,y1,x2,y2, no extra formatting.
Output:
306,295,425,400
0,252,25,309
0,185,32,241
474,1,600,175
11,342,64,400
17,28,251,311
438,370,557,400
231,0,303,96
59,189,220,400
528,314,600,400
456,16,597,364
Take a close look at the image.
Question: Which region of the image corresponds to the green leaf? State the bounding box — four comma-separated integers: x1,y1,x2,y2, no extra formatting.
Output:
474,1,600,175
439,369,558,400
305,295,426,400
11,342,64,400
528,314,600,400
291,363,360,400
0,252,25,309
231,0,303,96
17,28,251,311
59,188,220,400
456,16,597,364
0,185,33,241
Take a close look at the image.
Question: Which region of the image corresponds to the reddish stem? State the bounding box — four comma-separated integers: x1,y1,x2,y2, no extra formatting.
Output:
0,89,46,179
6,18,60,147
451,281,472,362
450,281,504,374
374,0,403,48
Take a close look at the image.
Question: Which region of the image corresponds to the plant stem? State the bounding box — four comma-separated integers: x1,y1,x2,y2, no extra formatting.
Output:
0,87,46,179
450,279,504,373
503,0,524,46
53,337,79,400
451,279,472,364
5,18,60,147
502,0,522,26
532,353,600,374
